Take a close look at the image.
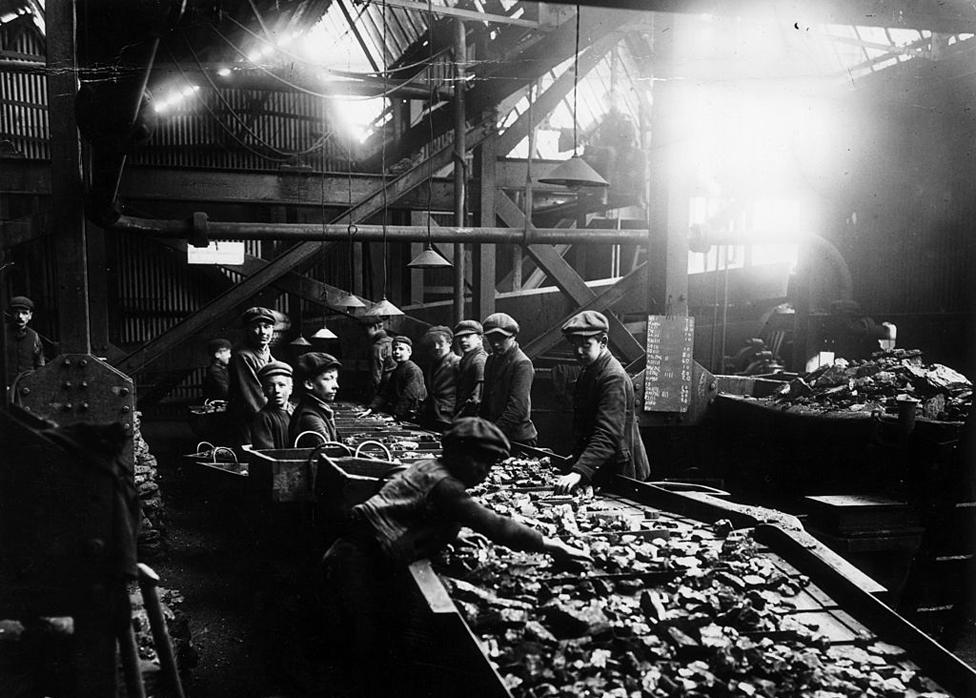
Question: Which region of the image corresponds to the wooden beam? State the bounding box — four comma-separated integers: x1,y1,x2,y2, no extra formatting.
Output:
113,115,498,375
495,193,644,362
382,0,539,27
494,31,621,156
47,0,91,355
474,132,497,318
523,263,647,360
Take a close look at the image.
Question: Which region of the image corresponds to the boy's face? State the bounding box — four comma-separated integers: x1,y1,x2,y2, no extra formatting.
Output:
450,451,496,488
486,332,515,355
430,336,451,360
11,309,31,330
306,368,339,402
457,333,483,353
569,335,604,366
214,348,231,365
263,375,293,408
392,342,412,363
247,320,275,349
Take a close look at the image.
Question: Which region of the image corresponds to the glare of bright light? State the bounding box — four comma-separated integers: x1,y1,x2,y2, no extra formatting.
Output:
217,67,232,77
153,100,170,114
333,97,385,143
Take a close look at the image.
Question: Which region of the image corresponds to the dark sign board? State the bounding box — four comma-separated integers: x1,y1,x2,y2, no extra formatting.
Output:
643,315,695,412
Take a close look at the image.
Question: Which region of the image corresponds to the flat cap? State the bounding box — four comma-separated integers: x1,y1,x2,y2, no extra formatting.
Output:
424,325,454,343
442,417,510,457
482,312,519,337
207,338,232,353
8,296,34,312
453,319,483,337
257,360,293,382
562,310,610,337
391,335,413,348
297,352,342,379
241,306,276,326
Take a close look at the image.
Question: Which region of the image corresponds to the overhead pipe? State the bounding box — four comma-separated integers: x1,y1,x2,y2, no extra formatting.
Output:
109,213,651,245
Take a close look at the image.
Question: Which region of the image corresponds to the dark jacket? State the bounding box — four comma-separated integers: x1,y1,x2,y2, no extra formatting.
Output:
226,344,273,444
570,350,650,486
480,342,537,443
369,331,396,399
250,405,291,450
454,347,487,418
370,360,427,422
423,352,459,427
290,394,338,446
203,361,230,401
6,326,44,382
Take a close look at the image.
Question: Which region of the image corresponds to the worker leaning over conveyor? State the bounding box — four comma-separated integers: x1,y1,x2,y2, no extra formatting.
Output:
249,361,293,450
420,325,459,431
361,335,427,422
363,317,396,402
226,306,277,446
322,418,590,695
453,319,487,418
554,311,651,494
290,352,342,446
479,312,538,446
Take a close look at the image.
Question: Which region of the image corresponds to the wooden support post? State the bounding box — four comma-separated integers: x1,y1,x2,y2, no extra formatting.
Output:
453,19,467,325
645,15,688,318
496,193,643,362
409,212,425,305
86,223,112,357
47,0,90,354
473,132,497,318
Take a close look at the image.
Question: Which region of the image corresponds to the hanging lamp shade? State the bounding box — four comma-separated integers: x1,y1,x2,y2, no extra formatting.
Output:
312,324,338,340
331,290,366,309
407,244,453,269
289,334,312,347
538,155,609,188
364,296,404,318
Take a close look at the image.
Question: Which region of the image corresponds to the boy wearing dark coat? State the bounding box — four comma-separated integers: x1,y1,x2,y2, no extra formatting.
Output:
364,335,427,422
202,337,232,401
290,352,342,446
227,307,277,446
479,313,538,446
554,310,651,494
249,361,293,450
421,325,459,430
453,319,487,418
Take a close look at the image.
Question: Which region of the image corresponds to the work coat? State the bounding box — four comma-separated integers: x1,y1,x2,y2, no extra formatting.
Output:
570,349,650,485
454,347,487,418
480,342,537,443
423,351,460,428
370,360,427,422
290,394,338,445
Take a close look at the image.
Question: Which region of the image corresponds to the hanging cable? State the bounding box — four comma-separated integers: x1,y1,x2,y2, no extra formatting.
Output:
573,3,580,156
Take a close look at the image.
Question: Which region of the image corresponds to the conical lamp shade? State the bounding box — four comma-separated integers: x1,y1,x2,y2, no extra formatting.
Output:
364,296,404,317
538,155,608,188
289,334,312,346
331,290,366,310
312,324,338,340
407,244,453,269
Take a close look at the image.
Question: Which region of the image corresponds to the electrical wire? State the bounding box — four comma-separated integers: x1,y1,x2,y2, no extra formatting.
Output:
573,4,580,156
381,0,390,300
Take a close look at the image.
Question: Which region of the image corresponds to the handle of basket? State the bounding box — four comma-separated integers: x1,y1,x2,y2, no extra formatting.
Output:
293,430,327,448
354,440,392,461
196,441,215,455
211,446,238,464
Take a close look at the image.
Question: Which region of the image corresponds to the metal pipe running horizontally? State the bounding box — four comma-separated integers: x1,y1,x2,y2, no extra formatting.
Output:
110,214,652,245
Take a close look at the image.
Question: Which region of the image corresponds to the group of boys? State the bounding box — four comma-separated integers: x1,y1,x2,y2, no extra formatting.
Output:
208,303,649,494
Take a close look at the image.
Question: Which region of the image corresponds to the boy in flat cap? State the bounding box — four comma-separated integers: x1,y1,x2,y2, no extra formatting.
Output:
363,318,396,402
554,310,650,494
479,312,538,445
202,338,232,402
420,325,459,431
363,335,427,422
323,417,589,695
290,352,342,446
250,361,294,450
453,319,487,419
5,296,45,385
227,307,278,446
